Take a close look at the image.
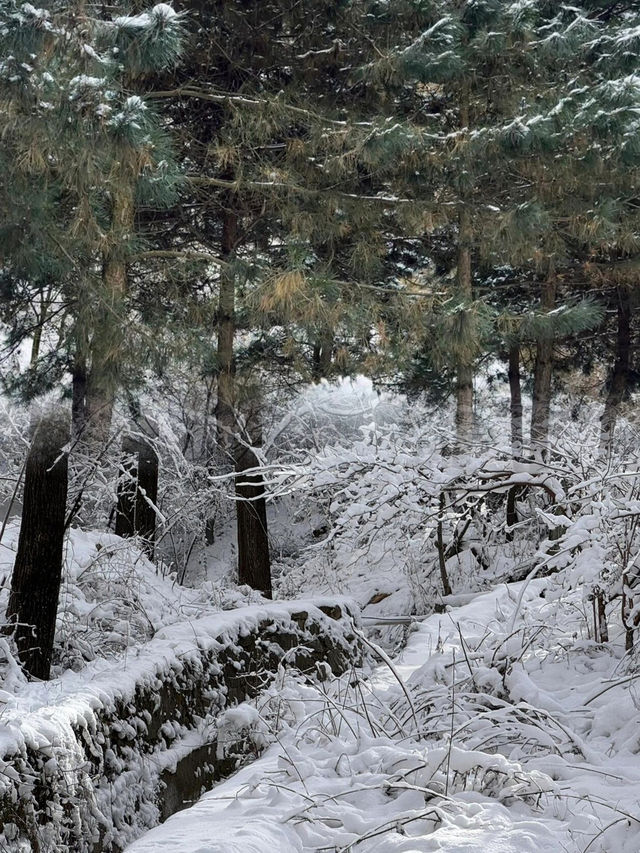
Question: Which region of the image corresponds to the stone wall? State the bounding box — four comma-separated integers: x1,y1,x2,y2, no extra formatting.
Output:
0,599,361,852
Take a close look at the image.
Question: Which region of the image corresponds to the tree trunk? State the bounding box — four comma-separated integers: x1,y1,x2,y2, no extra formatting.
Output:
85,179,135,446
235,414,271,598
622,572,635,652
594,588,608,643
600,284,631,451
508,344,523,457
212,192,270,595
5,410,69,680
30,323,43,367
506,485,524,541
71,357,88,440
530,265,557,457
312,330,333,380
212,201,239,549
29,285,53,367
455,206,474,445
115,435,159,560
202,377,217,546
216,204,239,457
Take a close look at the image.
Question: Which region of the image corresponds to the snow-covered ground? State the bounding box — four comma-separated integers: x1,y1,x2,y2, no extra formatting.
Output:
2,378,639,852
127,578,640,853
0,522,261,698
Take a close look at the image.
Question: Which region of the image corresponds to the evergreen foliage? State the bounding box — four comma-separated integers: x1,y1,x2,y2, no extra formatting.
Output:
0,1,186,414
0,0,639,563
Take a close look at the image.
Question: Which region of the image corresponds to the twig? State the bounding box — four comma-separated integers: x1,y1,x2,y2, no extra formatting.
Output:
353,628,419,737
445,650,456,796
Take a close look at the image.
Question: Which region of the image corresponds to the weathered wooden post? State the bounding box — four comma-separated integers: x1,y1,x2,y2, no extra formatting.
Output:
235,421,271,599
115,435,159,560
5,409,69,680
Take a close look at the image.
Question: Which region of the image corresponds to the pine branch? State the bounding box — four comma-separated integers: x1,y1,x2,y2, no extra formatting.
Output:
185,175,417,205
147,87,374,128
134,249,227,266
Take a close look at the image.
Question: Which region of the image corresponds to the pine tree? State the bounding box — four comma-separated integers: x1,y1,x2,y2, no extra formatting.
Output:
144,0,424,588
374,1,640,450
78,5,186,443
372,2,599,443
0,1,185,670
0,3,185,438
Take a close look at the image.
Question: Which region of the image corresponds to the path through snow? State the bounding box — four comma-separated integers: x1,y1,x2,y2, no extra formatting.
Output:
127,580,640,852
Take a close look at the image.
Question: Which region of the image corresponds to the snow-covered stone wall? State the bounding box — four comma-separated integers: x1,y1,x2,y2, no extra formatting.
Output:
0,599,361,852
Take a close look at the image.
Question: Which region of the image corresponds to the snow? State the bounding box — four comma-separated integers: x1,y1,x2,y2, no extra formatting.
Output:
0,522,252,688
0,589,360,851
1,381,639,852
0,593,357,716
114,4,179,30
126,577,640,853
69,74,106,90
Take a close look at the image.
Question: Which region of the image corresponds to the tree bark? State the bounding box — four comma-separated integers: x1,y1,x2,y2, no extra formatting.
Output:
216,204,239,458
622,572,636,652
235,412,271,598
85,178,135,446
530,265,557,457
508,344,523,457
202,377,217,546
71,357,88,440
5,410,69,680
455,206,474,445
115,435,159,560
312,330,333,380
595,588,608,643
505,485,524,541
600,284,631,451
29,284,54,367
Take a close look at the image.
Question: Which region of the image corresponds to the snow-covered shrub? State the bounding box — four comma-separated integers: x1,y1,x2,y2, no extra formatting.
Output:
273,411,545,623
180,630,557,853
532,419,640,652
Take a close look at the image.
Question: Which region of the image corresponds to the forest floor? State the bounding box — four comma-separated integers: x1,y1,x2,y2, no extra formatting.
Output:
126,578,640,853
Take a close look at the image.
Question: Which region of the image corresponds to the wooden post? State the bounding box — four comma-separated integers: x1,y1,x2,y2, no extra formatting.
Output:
5,409,69,680
115,435,159,560
234,417,271,599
